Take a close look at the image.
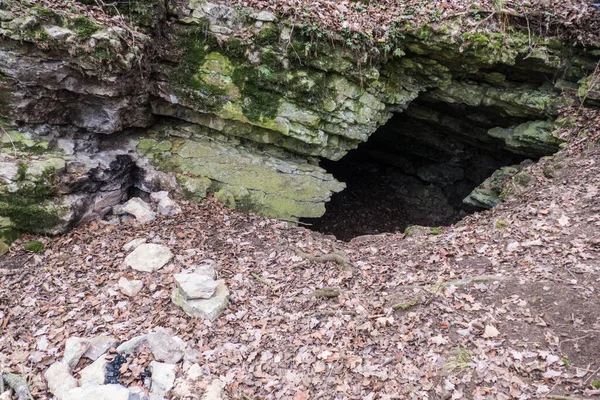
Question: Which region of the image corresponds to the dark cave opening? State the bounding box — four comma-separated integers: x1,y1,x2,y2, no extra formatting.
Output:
301,100,535,241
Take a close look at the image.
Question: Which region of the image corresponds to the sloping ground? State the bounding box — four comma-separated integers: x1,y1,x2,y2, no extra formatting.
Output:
1,110,600,399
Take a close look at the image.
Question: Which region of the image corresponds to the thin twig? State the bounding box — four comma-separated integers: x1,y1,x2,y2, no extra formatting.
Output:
582,365,600,387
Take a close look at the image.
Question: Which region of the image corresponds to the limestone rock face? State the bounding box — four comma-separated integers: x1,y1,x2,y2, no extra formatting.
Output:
0,1,595,236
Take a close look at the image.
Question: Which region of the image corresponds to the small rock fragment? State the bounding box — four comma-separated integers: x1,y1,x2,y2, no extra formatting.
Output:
193,260,217,279
79,354,109,387
173,273,218,300
128,386,149,400
250,11,277,21
63,384,130,400
44,362,78,399
63,337,91,369
202,379,226,400
171,280,229,320
122,238,147,252
173,363,204,398
83,336,119,361
121,198,156,224
146,329,186,364
150,191,182,216
118,277,144,297
116,334,147,354
149,361,177,399
125,244,173,273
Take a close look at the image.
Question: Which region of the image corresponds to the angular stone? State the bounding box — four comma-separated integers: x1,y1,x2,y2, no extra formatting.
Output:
83,335,118,361
150,191,182,216
173,273,218,300
121,198,156,224
193,261,217,279
128,386,150,400
173,363,204,398
171,280,229,321
125,244,173,273
79,354,108,386
146,329,186,364
118,277,144,297
149,361,177,399
122,238,147,252
44,26,74,41
63,337,91,370
63,384,130,400
44,362,78,399
116,334,147,354
202,379,226,400
250,11,277,22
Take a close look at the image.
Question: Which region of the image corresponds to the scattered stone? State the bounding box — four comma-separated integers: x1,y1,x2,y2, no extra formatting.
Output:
83,335,118,361
63,384,130,400
121,198,156,224
250,10,277,22
150,191,182,216
122,238,147,252
1,373,33,400
171,280,229,320
146,329,186,364
193,260,217,279
128,386,150,400
202,379,226,400
149,361,177,399
125,244,173,273
118,277,144,297
173,273,218,300
0,391,11,400
173,363,203,398
44,362,78,399
116,334,147,354
63,337,91,370
79,354,109,387
43,26,74,41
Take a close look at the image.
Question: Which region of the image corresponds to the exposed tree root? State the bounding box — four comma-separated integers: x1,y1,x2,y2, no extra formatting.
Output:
291,248,353,269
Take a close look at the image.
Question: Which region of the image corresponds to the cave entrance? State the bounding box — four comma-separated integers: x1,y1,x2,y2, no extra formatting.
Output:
301,99,536,241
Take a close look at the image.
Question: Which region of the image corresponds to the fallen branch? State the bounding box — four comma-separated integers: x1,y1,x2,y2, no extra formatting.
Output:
312,310,357,318
309,287,342,298
292,248,353,269
251,272,275,290
2,373,33,400
393,275,505,291
9,271,30,286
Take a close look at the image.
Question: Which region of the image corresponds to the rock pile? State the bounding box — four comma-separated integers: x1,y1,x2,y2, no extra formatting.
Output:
121,240,230,320
43,329,225,400
170,261,230,321
113,192,181,225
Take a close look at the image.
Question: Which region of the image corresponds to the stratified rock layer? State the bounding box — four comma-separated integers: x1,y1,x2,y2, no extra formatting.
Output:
0,1,596,236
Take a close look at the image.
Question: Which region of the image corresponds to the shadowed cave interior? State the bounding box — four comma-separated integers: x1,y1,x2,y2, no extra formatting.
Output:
301,98,535,241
